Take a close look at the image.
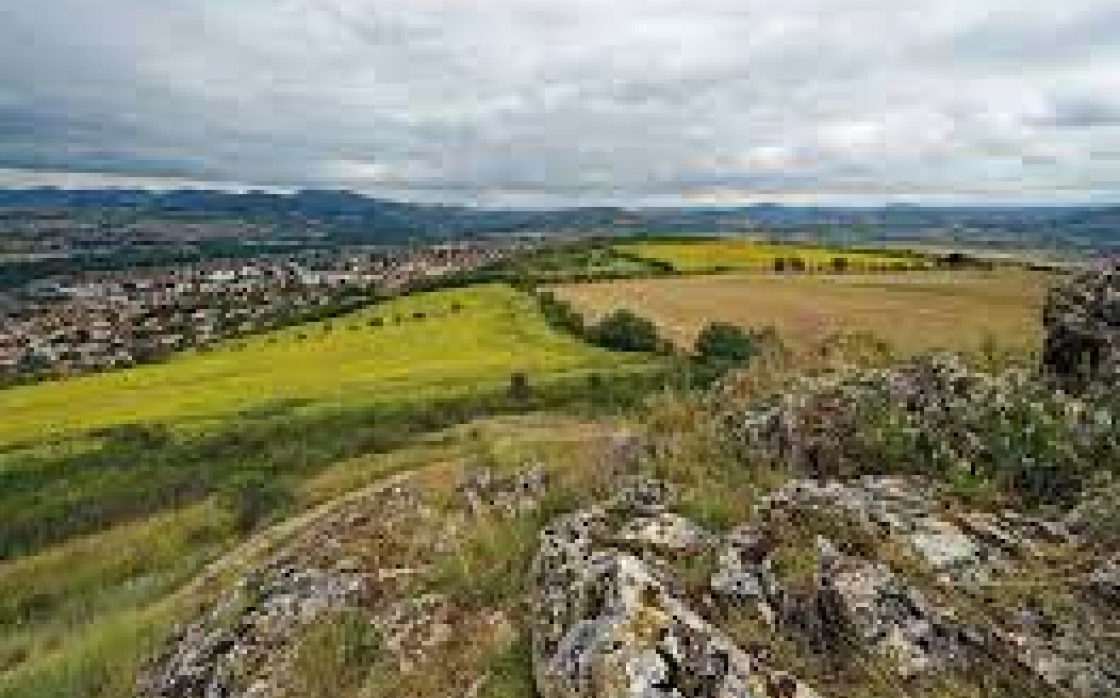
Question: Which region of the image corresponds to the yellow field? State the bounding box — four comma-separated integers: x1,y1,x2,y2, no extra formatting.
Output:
0,284,641,447
616,240,929,273
552,271,1052,357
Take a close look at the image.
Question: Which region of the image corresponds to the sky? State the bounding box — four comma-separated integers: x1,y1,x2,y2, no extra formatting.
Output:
1,1,1118,206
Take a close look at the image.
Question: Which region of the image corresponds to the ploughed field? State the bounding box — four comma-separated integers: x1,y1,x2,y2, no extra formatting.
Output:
616,239,929,273
551,270,1051,357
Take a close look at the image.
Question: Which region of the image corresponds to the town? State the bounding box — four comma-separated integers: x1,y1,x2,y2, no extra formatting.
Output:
0,240,529,382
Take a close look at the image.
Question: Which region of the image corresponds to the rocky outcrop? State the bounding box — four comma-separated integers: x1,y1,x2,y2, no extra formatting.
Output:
136,565,368,698
727,352,1117,506
532,478,1120,698
1043,266,1120,392
135,480,463,698
460,462,549,516
530,480,822,698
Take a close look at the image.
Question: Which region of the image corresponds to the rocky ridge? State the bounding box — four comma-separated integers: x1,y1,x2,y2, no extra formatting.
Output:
529,476,1118,698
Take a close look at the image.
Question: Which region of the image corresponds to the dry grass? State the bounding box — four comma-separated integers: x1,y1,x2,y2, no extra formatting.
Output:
551,270,1053,359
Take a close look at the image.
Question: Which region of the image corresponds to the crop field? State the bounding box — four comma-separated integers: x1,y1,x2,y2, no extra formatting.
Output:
615,239,930,273
551,271,1052,358
0,284,640,448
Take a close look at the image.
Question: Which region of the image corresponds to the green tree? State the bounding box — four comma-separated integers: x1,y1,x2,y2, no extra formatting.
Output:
591,309,660,353
695,322,755,364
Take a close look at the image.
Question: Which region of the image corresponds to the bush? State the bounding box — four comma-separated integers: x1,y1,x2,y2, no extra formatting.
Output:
695,322,754,364
536,291,585,336
216,471,294,533
508,372,532,404
590,309,661,353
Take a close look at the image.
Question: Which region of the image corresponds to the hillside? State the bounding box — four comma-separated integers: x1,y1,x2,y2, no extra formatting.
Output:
0,284,639,446
1,188,1115,248
0,282,662,566
110,269,1116,698
1,258,1116,698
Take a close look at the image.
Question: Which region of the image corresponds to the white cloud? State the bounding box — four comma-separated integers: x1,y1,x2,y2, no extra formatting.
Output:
0,0,1116,204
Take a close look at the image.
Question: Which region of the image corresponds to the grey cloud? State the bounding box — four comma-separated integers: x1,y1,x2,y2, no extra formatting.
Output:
0,1,1116,204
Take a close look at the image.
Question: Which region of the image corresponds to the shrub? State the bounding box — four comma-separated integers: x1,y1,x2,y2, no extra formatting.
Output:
536,291,585,336
508,372,532,404
216,471,294,533
695,322,754,365
590,309,660,353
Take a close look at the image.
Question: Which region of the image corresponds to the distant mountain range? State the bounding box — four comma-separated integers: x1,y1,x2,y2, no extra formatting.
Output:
0,187,1116,249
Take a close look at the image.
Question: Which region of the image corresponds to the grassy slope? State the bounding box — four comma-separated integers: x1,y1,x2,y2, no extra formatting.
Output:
617,240,927,273
0,414,621,698
0,281,655,697
552,270,1050,357
0,284,635,447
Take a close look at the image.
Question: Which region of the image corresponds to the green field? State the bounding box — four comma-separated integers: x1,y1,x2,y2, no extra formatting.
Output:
616,240,929,273
0,284,637,447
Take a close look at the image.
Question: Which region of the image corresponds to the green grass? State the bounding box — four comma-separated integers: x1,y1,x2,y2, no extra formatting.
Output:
0,503,235,677
616,240,928,273
0,284,636,447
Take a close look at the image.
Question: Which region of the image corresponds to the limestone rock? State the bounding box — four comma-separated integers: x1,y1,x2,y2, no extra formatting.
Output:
530,485,821,698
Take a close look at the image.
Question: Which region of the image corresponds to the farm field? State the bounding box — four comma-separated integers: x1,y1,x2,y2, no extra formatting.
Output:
0,284,640,448
551,270,1052,358
616,239,929,273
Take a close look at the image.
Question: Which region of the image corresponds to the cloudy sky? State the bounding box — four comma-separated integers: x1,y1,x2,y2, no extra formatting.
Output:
1,1,1118,205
